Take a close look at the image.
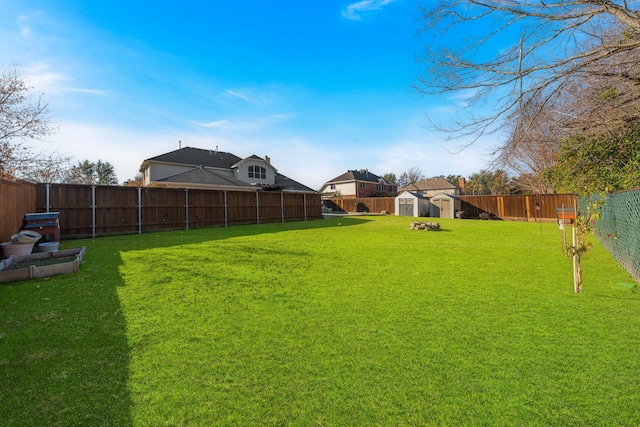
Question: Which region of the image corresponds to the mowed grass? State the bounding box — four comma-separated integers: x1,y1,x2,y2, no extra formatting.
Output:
1,216,639,426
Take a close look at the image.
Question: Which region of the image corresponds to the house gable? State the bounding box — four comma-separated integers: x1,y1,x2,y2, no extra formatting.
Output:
232,155,277,186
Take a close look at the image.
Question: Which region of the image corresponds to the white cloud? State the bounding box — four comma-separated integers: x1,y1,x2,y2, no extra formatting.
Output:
17,11,43,38
19,62,111,97
341,0,399,20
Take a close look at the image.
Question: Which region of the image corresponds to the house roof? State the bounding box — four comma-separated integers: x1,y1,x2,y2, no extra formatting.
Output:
274,173,316,192
154,166,316,193
325,169,396,185
399,177,458,192
140,147,243,171
156,166,253,187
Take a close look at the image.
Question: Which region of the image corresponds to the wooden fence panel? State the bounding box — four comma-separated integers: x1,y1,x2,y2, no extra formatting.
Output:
187,189,226,228
0,179,37,242
306,193,322,221
258,192,283,224
141,188,186,232
40,184,94,238
283,193,305,221
226,191,258,226
95,186,139,235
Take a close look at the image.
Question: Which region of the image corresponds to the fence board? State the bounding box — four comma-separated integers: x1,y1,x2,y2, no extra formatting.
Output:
0,179,37,242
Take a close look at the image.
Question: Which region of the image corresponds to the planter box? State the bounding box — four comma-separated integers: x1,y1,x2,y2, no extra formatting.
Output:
0,247,86,284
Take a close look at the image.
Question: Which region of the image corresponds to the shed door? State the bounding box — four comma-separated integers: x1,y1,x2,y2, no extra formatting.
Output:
399,198,414,216
432,199,451,218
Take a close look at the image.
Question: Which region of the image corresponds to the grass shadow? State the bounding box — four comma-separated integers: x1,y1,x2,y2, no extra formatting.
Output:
0,248,133,426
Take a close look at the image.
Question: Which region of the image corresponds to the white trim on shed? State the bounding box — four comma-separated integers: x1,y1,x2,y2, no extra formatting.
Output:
395,191,430,217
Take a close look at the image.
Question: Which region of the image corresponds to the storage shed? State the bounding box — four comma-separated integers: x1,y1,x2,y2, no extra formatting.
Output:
430,193,461,218
395,192,430,217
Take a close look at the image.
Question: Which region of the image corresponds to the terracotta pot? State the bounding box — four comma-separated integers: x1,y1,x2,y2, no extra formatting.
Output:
1,242,35,258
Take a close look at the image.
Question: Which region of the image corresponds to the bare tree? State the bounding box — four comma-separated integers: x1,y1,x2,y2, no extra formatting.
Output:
416,1,640,146
1,66,60,180
397,167,425,188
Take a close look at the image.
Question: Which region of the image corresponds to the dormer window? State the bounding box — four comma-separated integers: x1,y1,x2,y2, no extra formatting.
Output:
248,165,266,180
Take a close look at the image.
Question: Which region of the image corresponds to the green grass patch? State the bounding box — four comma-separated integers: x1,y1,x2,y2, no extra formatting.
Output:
1,216,639,425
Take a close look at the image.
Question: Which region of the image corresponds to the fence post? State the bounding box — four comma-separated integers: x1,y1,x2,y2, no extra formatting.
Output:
185,189,189,230
137,187,142,234
224,190,228,227
46,183,50,213
91,185,96,238
256,192,260,225
281,191,284,223
304,193,307,221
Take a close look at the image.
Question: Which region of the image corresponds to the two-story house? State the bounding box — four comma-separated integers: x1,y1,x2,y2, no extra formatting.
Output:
139,147,315,193
319,169,398,199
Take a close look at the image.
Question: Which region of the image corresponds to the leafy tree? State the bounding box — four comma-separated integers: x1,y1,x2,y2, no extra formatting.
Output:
382,172,397,184
124,172,144,187
467,169,518,195
65,160,119,185
545,123,640,195
0,66,58,180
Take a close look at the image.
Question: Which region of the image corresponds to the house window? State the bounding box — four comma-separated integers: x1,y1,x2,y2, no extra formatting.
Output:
330,184,336,189
248,165,266,179
360,182,365,188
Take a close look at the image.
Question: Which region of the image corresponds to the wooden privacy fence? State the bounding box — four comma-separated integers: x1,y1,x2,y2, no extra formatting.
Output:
324,197,395,214
323,194,577,220
30,184,322,239
0,179,38,243
458,194,578,220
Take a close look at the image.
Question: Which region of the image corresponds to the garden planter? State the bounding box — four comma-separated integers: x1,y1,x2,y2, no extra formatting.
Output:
0,247,86,284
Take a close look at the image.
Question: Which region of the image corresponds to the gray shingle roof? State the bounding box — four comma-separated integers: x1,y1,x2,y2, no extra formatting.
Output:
157,166,251,187
274,173,316,192
325,169,394,185
144,147,242,169
400,177,458,192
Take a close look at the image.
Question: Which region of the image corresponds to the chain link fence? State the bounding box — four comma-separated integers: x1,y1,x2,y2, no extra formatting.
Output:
580,188,640,282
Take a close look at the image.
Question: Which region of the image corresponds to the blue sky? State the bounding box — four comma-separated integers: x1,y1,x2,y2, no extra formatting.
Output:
2,0,495,188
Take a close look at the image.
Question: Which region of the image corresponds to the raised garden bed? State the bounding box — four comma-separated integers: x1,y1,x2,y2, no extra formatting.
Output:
0,247,86,284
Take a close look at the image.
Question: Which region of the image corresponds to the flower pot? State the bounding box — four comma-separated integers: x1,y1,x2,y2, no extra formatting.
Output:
1,242,35,258
17,230,42,244
38,242,60,252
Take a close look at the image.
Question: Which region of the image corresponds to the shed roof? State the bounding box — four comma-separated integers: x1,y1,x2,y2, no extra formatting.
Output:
399,177,458,192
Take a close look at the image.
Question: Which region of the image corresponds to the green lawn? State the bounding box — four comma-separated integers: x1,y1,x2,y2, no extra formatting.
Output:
1,216,639,426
